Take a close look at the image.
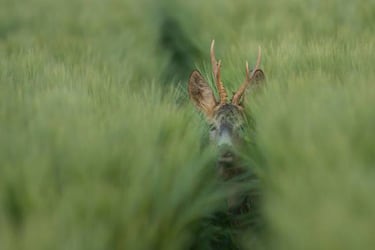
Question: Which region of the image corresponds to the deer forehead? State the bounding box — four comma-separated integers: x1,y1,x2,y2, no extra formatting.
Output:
211,104,245,126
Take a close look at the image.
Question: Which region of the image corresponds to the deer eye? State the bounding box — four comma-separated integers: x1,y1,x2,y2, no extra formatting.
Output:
237,124,246,135
209,124,217,132
208,124,218,140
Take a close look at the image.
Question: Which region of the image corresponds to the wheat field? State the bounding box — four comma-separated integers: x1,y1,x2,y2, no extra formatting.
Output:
1,0,374,249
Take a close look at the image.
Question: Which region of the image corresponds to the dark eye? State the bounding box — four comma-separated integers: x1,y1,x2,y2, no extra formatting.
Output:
238,125,246,133
209,124,217,131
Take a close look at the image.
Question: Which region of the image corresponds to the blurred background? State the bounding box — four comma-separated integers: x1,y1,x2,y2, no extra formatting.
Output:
0,0,374,249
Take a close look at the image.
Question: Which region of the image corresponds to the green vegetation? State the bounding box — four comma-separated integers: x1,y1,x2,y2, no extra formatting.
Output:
1,0,374,249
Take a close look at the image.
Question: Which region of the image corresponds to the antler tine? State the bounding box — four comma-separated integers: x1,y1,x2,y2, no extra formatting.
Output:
232,46,262,105
210,40,217,75
210,40,228,104
245,61,250,81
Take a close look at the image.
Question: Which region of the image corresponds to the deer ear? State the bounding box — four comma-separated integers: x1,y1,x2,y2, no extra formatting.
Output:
235,69,266,106
252,69,265,85
188,70,217,117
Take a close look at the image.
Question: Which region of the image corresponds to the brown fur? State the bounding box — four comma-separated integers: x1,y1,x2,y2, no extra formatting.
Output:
188,41,265,228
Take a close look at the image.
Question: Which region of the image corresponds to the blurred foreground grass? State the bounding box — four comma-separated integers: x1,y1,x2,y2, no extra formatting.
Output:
1,0,375,249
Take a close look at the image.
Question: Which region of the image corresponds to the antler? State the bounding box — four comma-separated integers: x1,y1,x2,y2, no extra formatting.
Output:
232,46,262,105
211,40,228,104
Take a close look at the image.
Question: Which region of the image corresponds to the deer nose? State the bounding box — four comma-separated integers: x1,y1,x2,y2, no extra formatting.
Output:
218,146,235,165
218,137,234,158
221,150,234,159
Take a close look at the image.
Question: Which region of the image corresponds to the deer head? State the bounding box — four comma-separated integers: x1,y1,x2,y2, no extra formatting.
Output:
188,40,265,179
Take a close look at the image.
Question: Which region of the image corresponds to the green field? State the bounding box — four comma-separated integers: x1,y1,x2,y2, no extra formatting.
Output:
1,0,375,249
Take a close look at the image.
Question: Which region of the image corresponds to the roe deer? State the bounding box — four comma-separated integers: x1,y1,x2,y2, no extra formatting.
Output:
188,40,265,227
